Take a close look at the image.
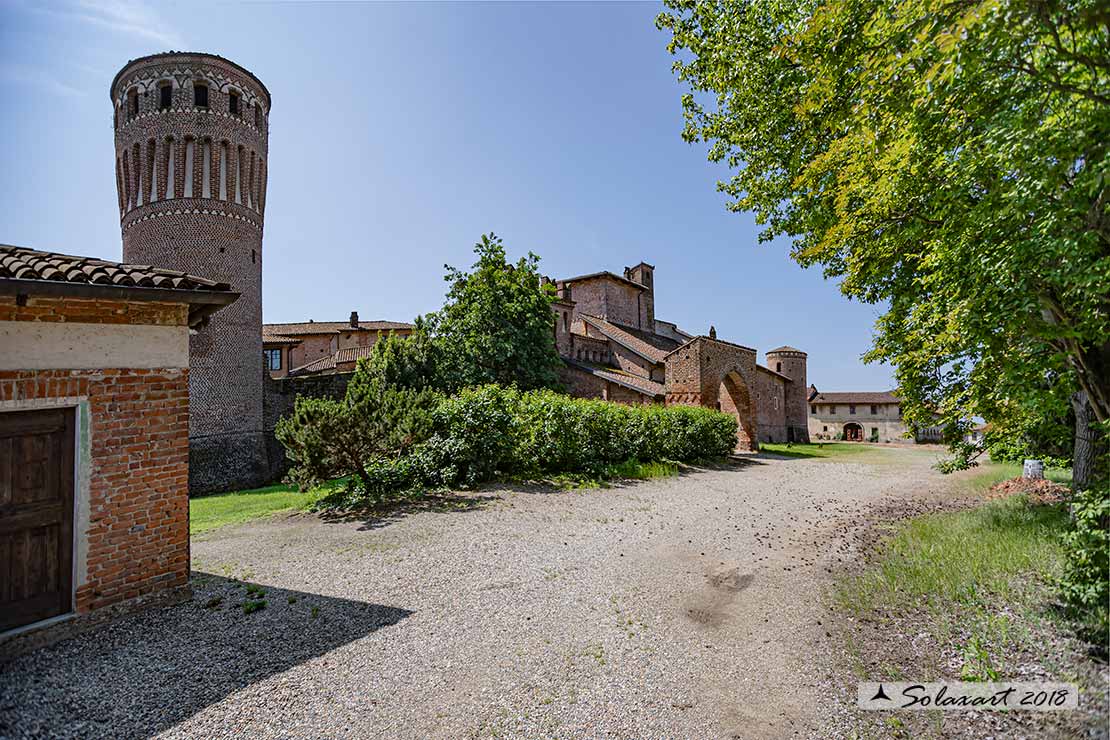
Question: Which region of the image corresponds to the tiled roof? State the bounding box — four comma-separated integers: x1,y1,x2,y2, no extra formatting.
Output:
262,320,414,336
291,354,336,375
1,244,231,292
579,315,668,364
335,345,376,364
811,391,900,404
564,359,665,398
559,271,647,290
262,331,299,344
616,323,682,354
768,345,806,355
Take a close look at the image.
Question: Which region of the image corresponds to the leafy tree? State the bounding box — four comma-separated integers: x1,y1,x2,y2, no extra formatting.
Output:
357,317,442,390
658,0,1109,487
428,233,564,392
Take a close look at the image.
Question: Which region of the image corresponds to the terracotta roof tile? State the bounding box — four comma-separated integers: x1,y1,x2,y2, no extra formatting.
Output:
564,359,664,398
0,244,231,292
579,315,668,364
811,391,900,404
335,346,376,364
262,320,413,336
290,354,336,375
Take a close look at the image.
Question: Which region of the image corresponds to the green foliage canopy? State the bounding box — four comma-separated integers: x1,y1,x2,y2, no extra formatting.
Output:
428,233,564,392
658,0,1110,469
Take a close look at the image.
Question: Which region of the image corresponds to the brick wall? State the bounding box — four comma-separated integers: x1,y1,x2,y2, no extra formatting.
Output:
1,292,195,620
113,52,270,495
290,333,336,371
0,296,186,325
754,368,787,444
664,336,759,451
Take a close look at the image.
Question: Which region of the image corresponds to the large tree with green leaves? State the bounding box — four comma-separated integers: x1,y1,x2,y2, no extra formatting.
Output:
658,0,1109,487
427,233,564,392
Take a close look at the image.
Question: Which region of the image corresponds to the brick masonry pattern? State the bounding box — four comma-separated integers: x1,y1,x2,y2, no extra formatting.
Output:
112,53,270,493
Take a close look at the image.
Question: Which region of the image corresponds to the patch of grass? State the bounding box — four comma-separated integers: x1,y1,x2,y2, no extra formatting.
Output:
836,495,1068,616
190,478,347,535
759,442,878,460
523,459,680,490
242,599,267,615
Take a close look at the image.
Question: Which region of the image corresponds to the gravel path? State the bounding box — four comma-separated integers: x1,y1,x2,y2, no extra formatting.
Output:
1,447,944,739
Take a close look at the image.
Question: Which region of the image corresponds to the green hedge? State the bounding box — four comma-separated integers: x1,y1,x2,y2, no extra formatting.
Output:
314,385,738,506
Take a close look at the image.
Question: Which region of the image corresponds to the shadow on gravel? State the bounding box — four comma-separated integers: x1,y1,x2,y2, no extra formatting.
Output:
0,574,411,740
316,492,495,531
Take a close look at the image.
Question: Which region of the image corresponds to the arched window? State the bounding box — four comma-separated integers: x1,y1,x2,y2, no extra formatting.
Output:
127,88,139,118
158,82,172,110
229,90,240,115
254,103,262,128
194,82,209,108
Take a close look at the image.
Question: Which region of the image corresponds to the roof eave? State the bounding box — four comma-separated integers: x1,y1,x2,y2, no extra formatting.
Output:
0,277,239,329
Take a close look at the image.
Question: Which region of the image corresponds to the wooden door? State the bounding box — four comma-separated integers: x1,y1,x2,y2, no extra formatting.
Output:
0,408,75,632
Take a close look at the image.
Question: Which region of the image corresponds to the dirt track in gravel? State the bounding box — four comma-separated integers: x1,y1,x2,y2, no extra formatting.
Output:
1,445,950,739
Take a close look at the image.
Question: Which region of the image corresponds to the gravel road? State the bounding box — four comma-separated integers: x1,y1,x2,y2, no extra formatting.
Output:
1,446,944,739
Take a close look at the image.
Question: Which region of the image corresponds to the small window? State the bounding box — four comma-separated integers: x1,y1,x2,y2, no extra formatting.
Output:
254,103,262,128
264,348,282,371
871,427,878,438
850,405,857,415
811,405,817,415
194,83,209,108
127,88,139,118
870,404,878,415
829,405,837,414
158,83,172,110
562,313,568,332
822,425,828,432
229,91,240,115
776,362,782,373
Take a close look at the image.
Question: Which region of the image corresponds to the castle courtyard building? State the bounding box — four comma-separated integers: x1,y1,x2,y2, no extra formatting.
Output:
549,263,809,449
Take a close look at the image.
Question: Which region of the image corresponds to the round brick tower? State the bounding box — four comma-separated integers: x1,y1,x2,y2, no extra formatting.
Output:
111,52,270,493
766,346,810,443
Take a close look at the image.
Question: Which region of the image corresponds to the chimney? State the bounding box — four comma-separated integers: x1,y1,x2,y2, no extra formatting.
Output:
709,325,717,339
349,311,358,328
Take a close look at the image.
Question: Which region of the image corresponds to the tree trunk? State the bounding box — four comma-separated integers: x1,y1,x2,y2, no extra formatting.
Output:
1071,390,1106,491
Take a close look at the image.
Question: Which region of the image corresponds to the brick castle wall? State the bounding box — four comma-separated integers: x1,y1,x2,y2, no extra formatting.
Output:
111,52,271,494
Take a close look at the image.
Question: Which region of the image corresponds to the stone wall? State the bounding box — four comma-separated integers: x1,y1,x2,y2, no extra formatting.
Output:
262,371,351,481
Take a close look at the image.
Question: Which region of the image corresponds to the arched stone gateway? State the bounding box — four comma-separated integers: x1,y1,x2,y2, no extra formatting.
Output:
843,422,864,441
663,335,760,452
720,371,758,452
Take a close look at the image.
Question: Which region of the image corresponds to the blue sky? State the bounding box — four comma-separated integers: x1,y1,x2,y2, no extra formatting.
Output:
0,1,894,391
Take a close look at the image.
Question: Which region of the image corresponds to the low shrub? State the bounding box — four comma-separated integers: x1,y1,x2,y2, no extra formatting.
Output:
1058,487,1110,638
292,384,739,507
420,386,737,486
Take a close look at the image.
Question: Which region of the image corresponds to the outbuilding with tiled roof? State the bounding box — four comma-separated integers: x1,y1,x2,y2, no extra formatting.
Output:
0,244,237,643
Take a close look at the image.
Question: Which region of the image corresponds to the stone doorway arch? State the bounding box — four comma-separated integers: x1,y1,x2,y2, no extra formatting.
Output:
719,371,758,452
843,422,863,442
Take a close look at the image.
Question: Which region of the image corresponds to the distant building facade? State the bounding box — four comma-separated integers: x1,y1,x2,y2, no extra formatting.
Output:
548,263,809,449
806,387,942,443
262,312,414,377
